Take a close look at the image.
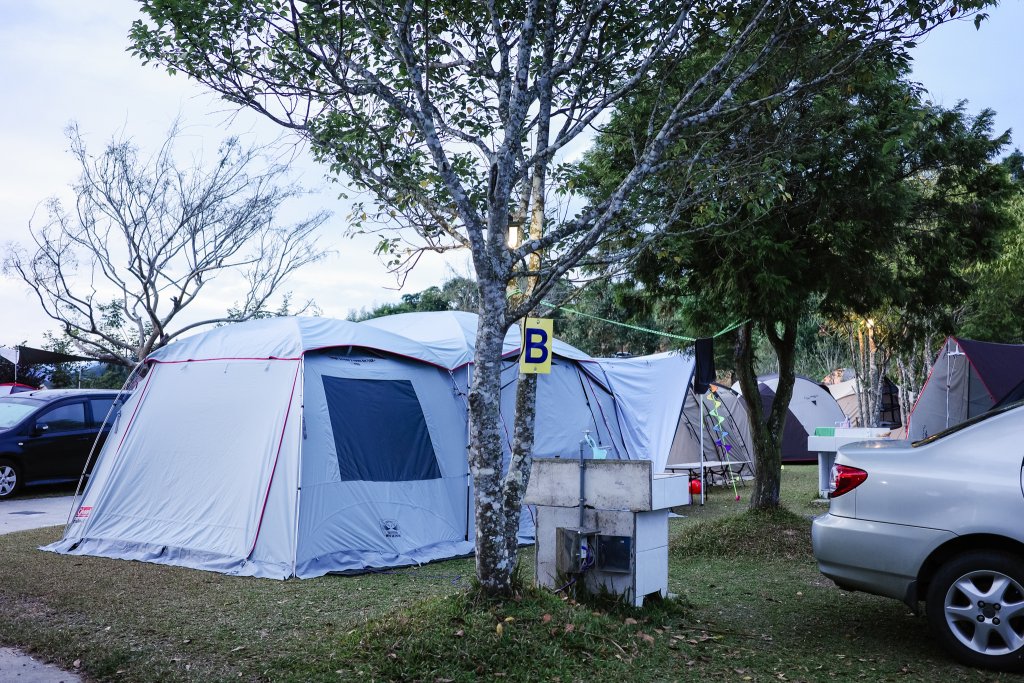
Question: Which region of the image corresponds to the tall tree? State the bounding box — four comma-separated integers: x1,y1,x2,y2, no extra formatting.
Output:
131,0,985,593
580,61,1015,508
4,122,329,366
960,185,1024,343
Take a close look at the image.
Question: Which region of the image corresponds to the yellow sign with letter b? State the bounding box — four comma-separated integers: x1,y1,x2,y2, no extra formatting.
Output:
519,318,553,374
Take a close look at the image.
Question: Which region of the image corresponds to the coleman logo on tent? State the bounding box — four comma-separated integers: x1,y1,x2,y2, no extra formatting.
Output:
380,519,401,538
73,506,92,521
519,318,553,375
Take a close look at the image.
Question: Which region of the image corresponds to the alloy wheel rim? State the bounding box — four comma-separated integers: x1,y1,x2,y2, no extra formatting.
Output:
0,465,15,496
944,569,1024,656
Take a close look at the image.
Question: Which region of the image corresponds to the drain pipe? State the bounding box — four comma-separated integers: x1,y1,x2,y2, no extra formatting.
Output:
578,438,587,530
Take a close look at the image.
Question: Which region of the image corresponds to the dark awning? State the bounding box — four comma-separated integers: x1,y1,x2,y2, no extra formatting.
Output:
0,345,96,366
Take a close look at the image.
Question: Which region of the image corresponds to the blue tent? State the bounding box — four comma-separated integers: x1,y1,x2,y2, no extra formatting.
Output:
46,314,628,578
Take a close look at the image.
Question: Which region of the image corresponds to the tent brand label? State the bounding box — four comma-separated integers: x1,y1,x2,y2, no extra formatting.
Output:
519,318,553,375
74,506,92,520
380,519,401,538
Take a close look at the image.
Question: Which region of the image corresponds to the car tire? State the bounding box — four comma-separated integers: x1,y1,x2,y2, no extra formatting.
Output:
926,550,1024,672
0,459,21,499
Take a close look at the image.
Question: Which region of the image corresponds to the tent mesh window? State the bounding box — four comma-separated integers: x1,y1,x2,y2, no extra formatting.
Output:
322,376,442,482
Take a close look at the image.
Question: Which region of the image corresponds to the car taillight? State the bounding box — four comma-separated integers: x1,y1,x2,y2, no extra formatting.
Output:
829,464,867,498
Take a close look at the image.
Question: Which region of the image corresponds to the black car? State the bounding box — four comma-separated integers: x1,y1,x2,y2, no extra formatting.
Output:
0,389,126,499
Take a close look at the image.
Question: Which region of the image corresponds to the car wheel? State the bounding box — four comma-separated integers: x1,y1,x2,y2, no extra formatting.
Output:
927,551,1024,672
0,459,21,499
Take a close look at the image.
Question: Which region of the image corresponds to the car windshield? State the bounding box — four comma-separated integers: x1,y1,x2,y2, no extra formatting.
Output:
0,398,41,429
913,398,1024,447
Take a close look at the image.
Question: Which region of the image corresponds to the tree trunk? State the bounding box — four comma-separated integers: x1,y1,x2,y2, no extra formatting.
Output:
856,325,870,427
846,323,861,427
503,369,537,567
468,295,515,595
736,320,795,510
896,356,913,427
866,322,879,426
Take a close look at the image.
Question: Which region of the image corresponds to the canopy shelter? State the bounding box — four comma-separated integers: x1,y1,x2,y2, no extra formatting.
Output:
907,337,1024,440
0,345,96,382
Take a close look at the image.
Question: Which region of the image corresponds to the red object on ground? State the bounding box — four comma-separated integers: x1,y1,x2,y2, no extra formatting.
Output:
689,478,702,495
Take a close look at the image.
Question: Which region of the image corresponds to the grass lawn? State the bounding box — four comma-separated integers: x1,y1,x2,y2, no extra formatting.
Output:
0,465,1012,682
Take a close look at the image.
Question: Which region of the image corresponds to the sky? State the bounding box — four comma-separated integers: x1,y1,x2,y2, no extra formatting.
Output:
0,1,1021,348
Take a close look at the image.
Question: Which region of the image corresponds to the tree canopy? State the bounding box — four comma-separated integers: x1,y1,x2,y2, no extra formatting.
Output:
578,56,1017,507
130,0,992,593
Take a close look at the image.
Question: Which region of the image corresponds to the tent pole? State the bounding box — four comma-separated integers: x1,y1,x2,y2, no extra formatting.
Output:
465,364,472,543
699,389,705,506
290,360,306,579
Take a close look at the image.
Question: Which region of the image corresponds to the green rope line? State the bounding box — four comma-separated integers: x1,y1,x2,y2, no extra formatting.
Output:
540,299,748,343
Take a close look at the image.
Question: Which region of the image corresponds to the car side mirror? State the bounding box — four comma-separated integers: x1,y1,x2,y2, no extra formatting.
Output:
32,423,49,437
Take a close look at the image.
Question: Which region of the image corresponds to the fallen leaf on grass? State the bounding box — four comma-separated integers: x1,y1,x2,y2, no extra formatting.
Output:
638,633,655,645
454,629,465,638
496,623,504,636
542,614,552,624
624,618,638,626
564,624,575,634
73,660,81,669
230,646,245,652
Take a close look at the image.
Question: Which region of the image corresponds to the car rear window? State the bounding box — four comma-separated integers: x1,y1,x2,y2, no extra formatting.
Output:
0,401,38,429
89,398,118,426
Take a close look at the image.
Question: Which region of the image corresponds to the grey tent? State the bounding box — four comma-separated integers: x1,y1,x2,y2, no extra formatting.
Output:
668,383,755,477
734,374,847,462
907,337,1024,440
597,352,754,476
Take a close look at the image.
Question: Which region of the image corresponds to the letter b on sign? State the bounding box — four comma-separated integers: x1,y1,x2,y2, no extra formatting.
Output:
519,318,553,374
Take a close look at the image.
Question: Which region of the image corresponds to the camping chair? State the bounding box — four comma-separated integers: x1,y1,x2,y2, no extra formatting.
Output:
583,431,608,459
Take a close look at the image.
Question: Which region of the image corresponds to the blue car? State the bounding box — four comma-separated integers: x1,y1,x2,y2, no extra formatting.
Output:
0,389,126,498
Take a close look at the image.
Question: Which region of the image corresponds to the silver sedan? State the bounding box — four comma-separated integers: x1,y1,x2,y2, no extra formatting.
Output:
812,400,1024,672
